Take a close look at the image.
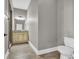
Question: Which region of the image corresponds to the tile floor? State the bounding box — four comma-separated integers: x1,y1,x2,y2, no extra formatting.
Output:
7,44,60,59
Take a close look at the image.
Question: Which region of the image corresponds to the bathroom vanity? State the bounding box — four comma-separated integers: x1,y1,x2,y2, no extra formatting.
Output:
12,31,29,44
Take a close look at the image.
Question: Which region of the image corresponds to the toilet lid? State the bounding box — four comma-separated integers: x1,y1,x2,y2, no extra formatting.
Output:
58,46,74,56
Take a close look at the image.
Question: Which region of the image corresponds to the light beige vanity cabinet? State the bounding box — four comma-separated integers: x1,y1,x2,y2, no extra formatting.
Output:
12,31,29,44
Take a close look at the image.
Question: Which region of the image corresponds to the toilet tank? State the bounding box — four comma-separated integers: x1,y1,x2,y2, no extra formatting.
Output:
64,37,74,48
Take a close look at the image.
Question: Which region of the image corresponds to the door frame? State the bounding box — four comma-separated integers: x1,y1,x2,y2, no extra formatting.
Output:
8,0,13,49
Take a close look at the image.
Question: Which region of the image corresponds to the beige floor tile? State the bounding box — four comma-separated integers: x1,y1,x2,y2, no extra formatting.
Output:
7,44,60,59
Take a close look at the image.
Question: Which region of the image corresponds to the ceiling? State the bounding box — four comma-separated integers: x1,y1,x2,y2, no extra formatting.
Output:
12,0,31,10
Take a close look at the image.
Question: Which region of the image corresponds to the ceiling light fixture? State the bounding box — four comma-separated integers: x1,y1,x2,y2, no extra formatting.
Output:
15,16,25,20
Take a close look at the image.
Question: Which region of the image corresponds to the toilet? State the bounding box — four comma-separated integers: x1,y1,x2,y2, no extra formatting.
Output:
58,37,74,59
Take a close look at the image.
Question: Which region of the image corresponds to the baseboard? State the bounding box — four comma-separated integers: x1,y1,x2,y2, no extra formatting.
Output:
5,49,9,59
29,41,38,55
29,41,58,55
9,43,12,48
38,47,58,55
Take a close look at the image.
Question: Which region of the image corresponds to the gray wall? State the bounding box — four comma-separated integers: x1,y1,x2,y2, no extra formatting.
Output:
14,8,27,17
57,0,74,45
5,0,8,16
57,0,64,45
38,0,57,50
27,0,38,49
4,0,9,54
27,0,57,50
4,18,9,54
64,0,74,38
13,8,27,31
27,0,74,50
